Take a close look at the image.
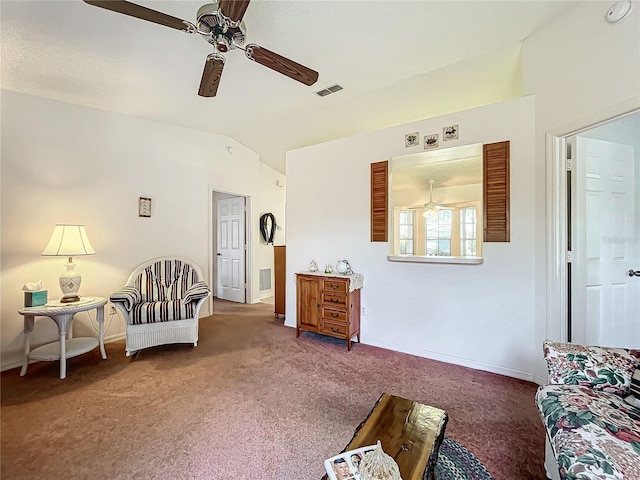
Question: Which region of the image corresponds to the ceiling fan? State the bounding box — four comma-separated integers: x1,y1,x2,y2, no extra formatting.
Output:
82,0,319,97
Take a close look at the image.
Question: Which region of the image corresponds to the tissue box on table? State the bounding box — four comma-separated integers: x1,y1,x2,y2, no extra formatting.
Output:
22,281,47,307
24,291,47,307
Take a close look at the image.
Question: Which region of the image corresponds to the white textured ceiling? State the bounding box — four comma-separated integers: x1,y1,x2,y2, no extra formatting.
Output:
1,0,581,173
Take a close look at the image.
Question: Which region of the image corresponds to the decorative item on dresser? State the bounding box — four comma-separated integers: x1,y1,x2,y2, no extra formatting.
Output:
295,271,363,350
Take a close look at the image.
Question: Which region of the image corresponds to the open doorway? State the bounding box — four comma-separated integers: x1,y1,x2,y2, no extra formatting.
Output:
210,190,251,304
547,102,640,347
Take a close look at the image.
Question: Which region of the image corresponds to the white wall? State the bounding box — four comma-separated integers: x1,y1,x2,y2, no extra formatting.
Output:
286,96,537,380
522,0,640,377
0,90,282,369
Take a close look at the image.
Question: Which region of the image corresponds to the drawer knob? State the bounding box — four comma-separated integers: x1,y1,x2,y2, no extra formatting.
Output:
330,284,339,289
330,312,338,318
331,327,340,333
330,298,339,303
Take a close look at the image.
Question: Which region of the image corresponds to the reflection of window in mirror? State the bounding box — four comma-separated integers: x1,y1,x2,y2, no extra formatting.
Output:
390,143,483,261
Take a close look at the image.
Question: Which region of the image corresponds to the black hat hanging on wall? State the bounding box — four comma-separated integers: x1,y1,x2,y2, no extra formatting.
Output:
260,213,276,244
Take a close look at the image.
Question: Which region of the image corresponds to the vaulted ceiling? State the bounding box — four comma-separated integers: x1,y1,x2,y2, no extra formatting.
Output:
1,1,581,173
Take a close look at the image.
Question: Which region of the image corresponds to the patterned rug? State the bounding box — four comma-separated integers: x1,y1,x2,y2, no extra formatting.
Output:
436,437,495,480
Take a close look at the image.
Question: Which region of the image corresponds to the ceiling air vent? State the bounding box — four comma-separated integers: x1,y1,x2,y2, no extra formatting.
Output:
315,84,344,97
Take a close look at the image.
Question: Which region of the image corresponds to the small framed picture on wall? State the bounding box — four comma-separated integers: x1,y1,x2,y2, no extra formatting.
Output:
424,134,439,149
405,132,419,147
443,125,459,141
138,197,152,217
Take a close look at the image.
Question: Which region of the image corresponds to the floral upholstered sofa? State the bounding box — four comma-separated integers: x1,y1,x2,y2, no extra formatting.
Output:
536,341,640,480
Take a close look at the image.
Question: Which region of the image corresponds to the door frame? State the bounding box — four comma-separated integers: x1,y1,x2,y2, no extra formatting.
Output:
545,96,640,342
208,186,253,309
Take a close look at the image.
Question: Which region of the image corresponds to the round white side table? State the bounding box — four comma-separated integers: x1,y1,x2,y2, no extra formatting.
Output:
19,297,108,379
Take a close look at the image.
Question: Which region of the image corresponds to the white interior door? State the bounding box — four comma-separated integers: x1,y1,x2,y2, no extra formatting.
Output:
217,196,246,303
572,137,639,347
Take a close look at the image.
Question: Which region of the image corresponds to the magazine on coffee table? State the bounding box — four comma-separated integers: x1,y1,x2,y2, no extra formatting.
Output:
324,445,376,480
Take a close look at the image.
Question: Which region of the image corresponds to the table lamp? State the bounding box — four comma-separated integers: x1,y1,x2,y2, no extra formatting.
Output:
42,224,96,303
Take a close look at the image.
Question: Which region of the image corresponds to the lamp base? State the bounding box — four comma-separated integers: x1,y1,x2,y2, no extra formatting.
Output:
59,260,82,303
60,295,80,303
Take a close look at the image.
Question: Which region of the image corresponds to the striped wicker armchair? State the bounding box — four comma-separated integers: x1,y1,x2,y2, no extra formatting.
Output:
110,257,211,356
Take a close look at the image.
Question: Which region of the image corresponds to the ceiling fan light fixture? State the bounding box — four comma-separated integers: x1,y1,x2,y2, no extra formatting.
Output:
214,34,230,52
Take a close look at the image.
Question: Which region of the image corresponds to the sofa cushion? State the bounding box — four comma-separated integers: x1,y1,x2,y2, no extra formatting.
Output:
537,384,640,479
544,341,637,395
131,300,195,324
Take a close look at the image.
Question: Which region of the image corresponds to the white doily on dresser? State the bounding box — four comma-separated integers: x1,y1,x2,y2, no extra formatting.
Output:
297,271,364,291
345,272,364,292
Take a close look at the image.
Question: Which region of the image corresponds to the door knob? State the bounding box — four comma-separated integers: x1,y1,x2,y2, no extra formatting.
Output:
629,269,640,277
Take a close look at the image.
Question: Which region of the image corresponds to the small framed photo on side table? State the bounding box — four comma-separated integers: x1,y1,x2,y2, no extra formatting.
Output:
138,197,152,217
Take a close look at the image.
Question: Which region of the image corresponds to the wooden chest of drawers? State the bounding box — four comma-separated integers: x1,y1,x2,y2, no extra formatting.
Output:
295,273,361,350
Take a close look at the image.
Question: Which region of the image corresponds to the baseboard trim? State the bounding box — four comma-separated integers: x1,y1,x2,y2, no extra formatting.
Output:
104,333,125,343
1,333,127,372
362,336,539,383
282,325,541,382
533,373,548,386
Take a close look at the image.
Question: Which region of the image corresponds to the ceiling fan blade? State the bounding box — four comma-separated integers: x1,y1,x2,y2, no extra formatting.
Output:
218,0,251,23
83,1,191,32
198,54,225,97
245,44,319,86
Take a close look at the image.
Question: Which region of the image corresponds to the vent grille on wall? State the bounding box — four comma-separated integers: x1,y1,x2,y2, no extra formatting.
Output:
315,84,343,97
259,268,272,291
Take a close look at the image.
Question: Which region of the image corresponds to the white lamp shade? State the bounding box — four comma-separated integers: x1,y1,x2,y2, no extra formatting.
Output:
42,225,96,256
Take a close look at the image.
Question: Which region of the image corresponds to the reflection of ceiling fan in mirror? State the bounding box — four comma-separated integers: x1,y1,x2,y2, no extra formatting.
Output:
408,179,454,216
83,0,319,97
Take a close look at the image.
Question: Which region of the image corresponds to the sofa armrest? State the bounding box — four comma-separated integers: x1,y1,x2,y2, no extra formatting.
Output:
543,340,637,395
110,286,142,311
182,281,211,305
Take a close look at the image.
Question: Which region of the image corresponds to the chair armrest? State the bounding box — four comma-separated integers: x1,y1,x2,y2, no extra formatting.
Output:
543,340,637,395
110,286,142,311
182,281,211,305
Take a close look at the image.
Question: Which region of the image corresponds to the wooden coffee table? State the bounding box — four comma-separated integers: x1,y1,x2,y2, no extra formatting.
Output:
322,393,448,480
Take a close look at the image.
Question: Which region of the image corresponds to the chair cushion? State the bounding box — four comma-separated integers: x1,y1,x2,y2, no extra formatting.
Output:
110,286,141,311
182,281,211,304
135,259,199,302
131,300,195,324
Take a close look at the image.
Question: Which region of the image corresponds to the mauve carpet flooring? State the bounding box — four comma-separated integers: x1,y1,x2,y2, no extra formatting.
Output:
1,300,546,480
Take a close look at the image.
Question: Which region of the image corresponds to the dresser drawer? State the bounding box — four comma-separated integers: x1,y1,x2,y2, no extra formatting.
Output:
322,307,347,323
321,320,347,337
323,279,348,294
322,292,347,308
